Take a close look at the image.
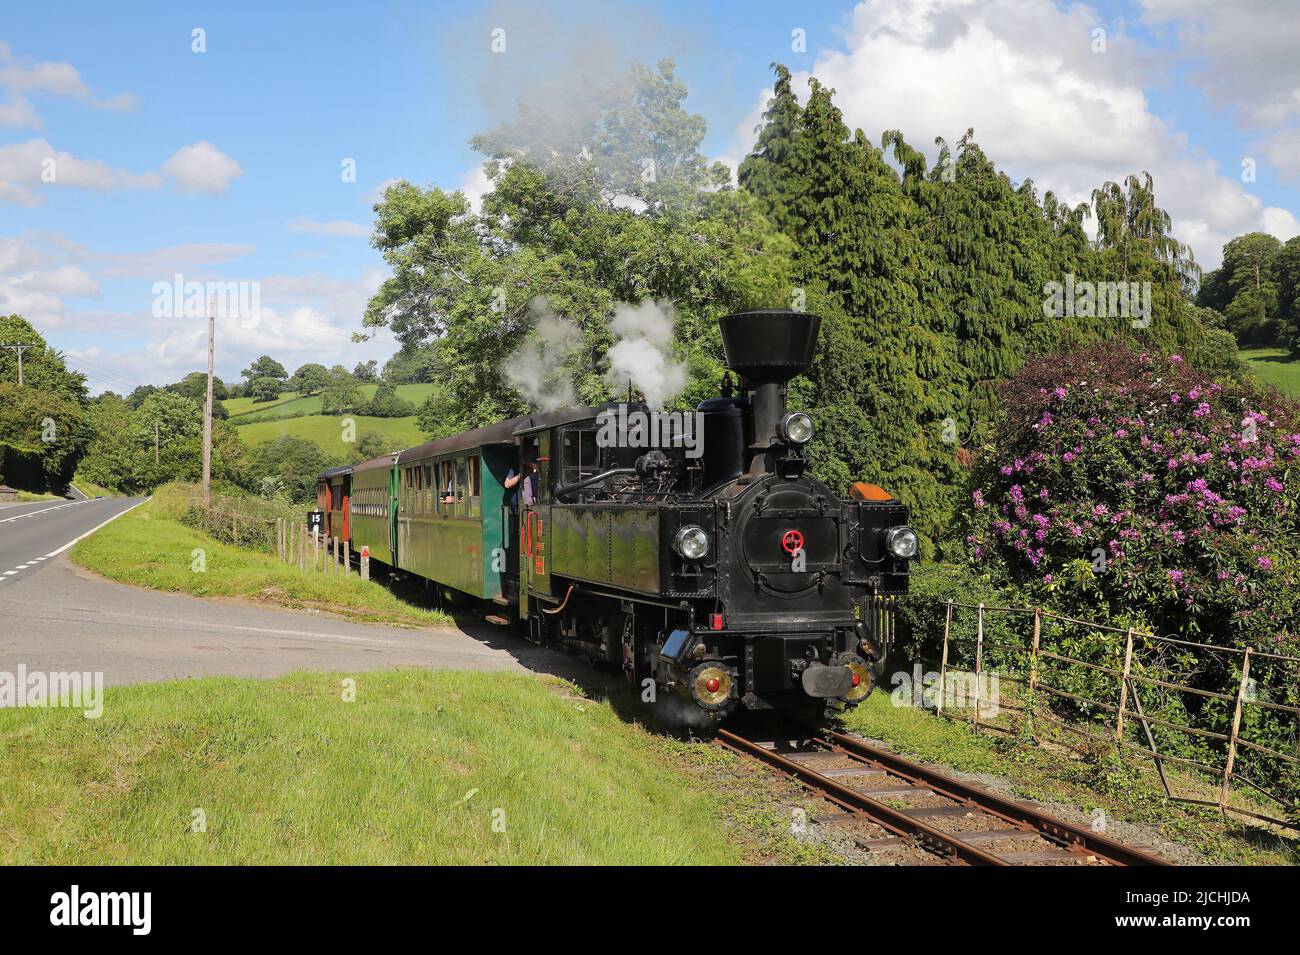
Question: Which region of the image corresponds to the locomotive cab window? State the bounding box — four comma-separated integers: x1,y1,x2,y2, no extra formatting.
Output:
560,427,601,487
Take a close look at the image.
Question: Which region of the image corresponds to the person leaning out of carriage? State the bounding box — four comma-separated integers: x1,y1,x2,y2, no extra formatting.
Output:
504,459,539,506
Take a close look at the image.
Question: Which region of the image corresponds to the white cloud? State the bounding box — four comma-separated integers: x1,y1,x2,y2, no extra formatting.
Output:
121,267,394,387
0,39,140,128
0,138,162,205
161,141,242,195
757,0,1300,269
0,261,99,328
713,88,771,183
457,162,493,213
1139,1,1300,128
287,218,369,238
1258,128,1300,182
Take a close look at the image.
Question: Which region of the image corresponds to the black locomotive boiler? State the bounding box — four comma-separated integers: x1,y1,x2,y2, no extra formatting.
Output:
324,309,915,721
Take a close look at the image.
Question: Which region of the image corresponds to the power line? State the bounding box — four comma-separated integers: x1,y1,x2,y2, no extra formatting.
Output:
62,355,142,394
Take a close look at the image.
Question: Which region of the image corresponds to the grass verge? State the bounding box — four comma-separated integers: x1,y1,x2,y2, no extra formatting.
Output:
13,490,63,502
72,473,117,498
69,485,449,628
842,691,1297,865
0,670,819,864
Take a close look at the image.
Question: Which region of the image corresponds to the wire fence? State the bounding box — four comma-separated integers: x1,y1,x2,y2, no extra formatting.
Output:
179,493,367,578
925,600,1299,831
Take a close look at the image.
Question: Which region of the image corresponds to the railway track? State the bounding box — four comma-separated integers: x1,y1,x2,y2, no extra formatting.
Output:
715,727,1172,866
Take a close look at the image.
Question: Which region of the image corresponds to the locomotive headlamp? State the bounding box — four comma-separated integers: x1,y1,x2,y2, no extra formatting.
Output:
673,524,710,560
689,663,733,709
885,526,919,560
778,411,815,445
839,659,874,704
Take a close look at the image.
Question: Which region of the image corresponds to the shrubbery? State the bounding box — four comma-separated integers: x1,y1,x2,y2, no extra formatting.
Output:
964,342,1299,656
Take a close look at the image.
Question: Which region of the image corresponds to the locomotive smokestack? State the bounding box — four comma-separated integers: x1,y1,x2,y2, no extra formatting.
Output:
718,309,821,474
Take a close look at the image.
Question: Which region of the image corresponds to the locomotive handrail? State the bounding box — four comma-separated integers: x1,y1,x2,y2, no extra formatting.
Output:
553,467,637,499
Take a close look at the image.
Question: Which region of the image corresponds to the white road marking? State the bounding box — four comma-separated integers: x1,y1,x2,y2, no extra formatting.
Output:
44,497,149,558
0,500,89,524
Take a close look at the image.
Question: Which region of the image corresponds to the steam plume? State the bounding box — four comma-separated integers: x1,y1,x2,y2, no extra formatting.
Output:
501,297,583,410
604,299,686,408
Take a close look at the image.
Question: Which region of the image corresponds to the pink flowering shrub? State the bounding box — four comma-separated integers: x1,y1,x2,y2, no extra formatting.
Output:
965,343,1299,657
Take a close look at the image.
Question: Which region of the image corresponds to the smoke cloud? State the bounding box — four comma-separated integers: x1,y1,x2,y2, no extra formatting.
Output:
605,299,687,408
501,297,583,411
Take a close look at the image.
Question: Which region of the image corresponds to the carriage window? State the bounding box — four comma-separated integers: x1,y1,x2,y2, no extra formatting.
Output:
455,458,467,515
438,460,453,512
467,454,480,517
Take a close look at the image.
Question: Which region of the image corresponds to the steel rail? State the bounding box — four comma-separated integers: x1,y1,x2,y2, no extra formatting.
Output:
715,728,1010,865
822,729,1172,867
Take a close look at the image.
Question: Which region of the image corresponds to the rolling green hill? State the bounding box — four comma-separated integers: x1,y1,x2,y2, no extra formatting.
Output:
226,384,435,424
1242,348,1300,398
234,414,427,457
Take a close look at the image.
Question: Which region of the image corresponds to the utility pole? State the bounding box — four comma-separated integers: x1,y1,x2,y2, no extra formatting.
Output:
2,344,37,385
202,293,215,505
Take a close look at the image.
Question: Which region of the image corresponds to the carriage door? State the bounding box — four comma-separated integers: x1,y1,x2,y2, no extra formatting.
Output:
521,431,552,606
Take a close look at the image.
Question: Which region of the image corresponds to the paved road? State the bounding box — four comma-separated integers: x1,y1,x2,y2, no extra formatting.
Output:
0,497,580,687
0,496,142,586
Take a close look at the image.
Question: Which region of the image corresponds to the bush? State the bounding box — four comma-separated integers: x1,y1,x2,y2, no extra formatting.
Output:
363,381,415,418
243,436,339,503
964,342,1300,657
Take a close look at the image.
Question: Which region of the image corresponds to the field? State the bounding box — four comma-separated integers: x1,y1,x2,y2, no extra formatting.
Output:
234,414,428,456
225,384,435,424
70,484,448,627
1243,347,1300,397
0,669,777,864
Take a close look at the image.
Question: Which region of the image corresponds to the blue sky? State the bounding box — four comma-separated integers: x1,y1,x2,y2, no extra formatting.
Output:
3,0,1299,394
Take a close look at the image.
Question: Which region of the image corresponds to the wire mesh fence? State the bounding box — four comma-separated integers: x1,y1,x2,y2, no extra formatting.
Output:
924,600,1299,831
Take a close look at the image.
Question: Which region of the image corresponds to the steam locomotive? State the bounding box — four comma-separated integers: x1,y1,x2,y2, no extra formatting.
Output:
316,310,914,721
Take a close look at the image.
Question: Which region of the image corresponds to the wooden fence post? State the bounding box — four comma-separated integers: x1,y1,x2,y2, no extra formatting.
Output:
344,540,351,576
1115,628,1135,741
937,600,952,715
360,548,369,581
1029,607,1041,729
298,524,306,572
312,532,319,574
232,511,237,546
1219,648,1252,815
973,603,985,732
277,519,284,561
